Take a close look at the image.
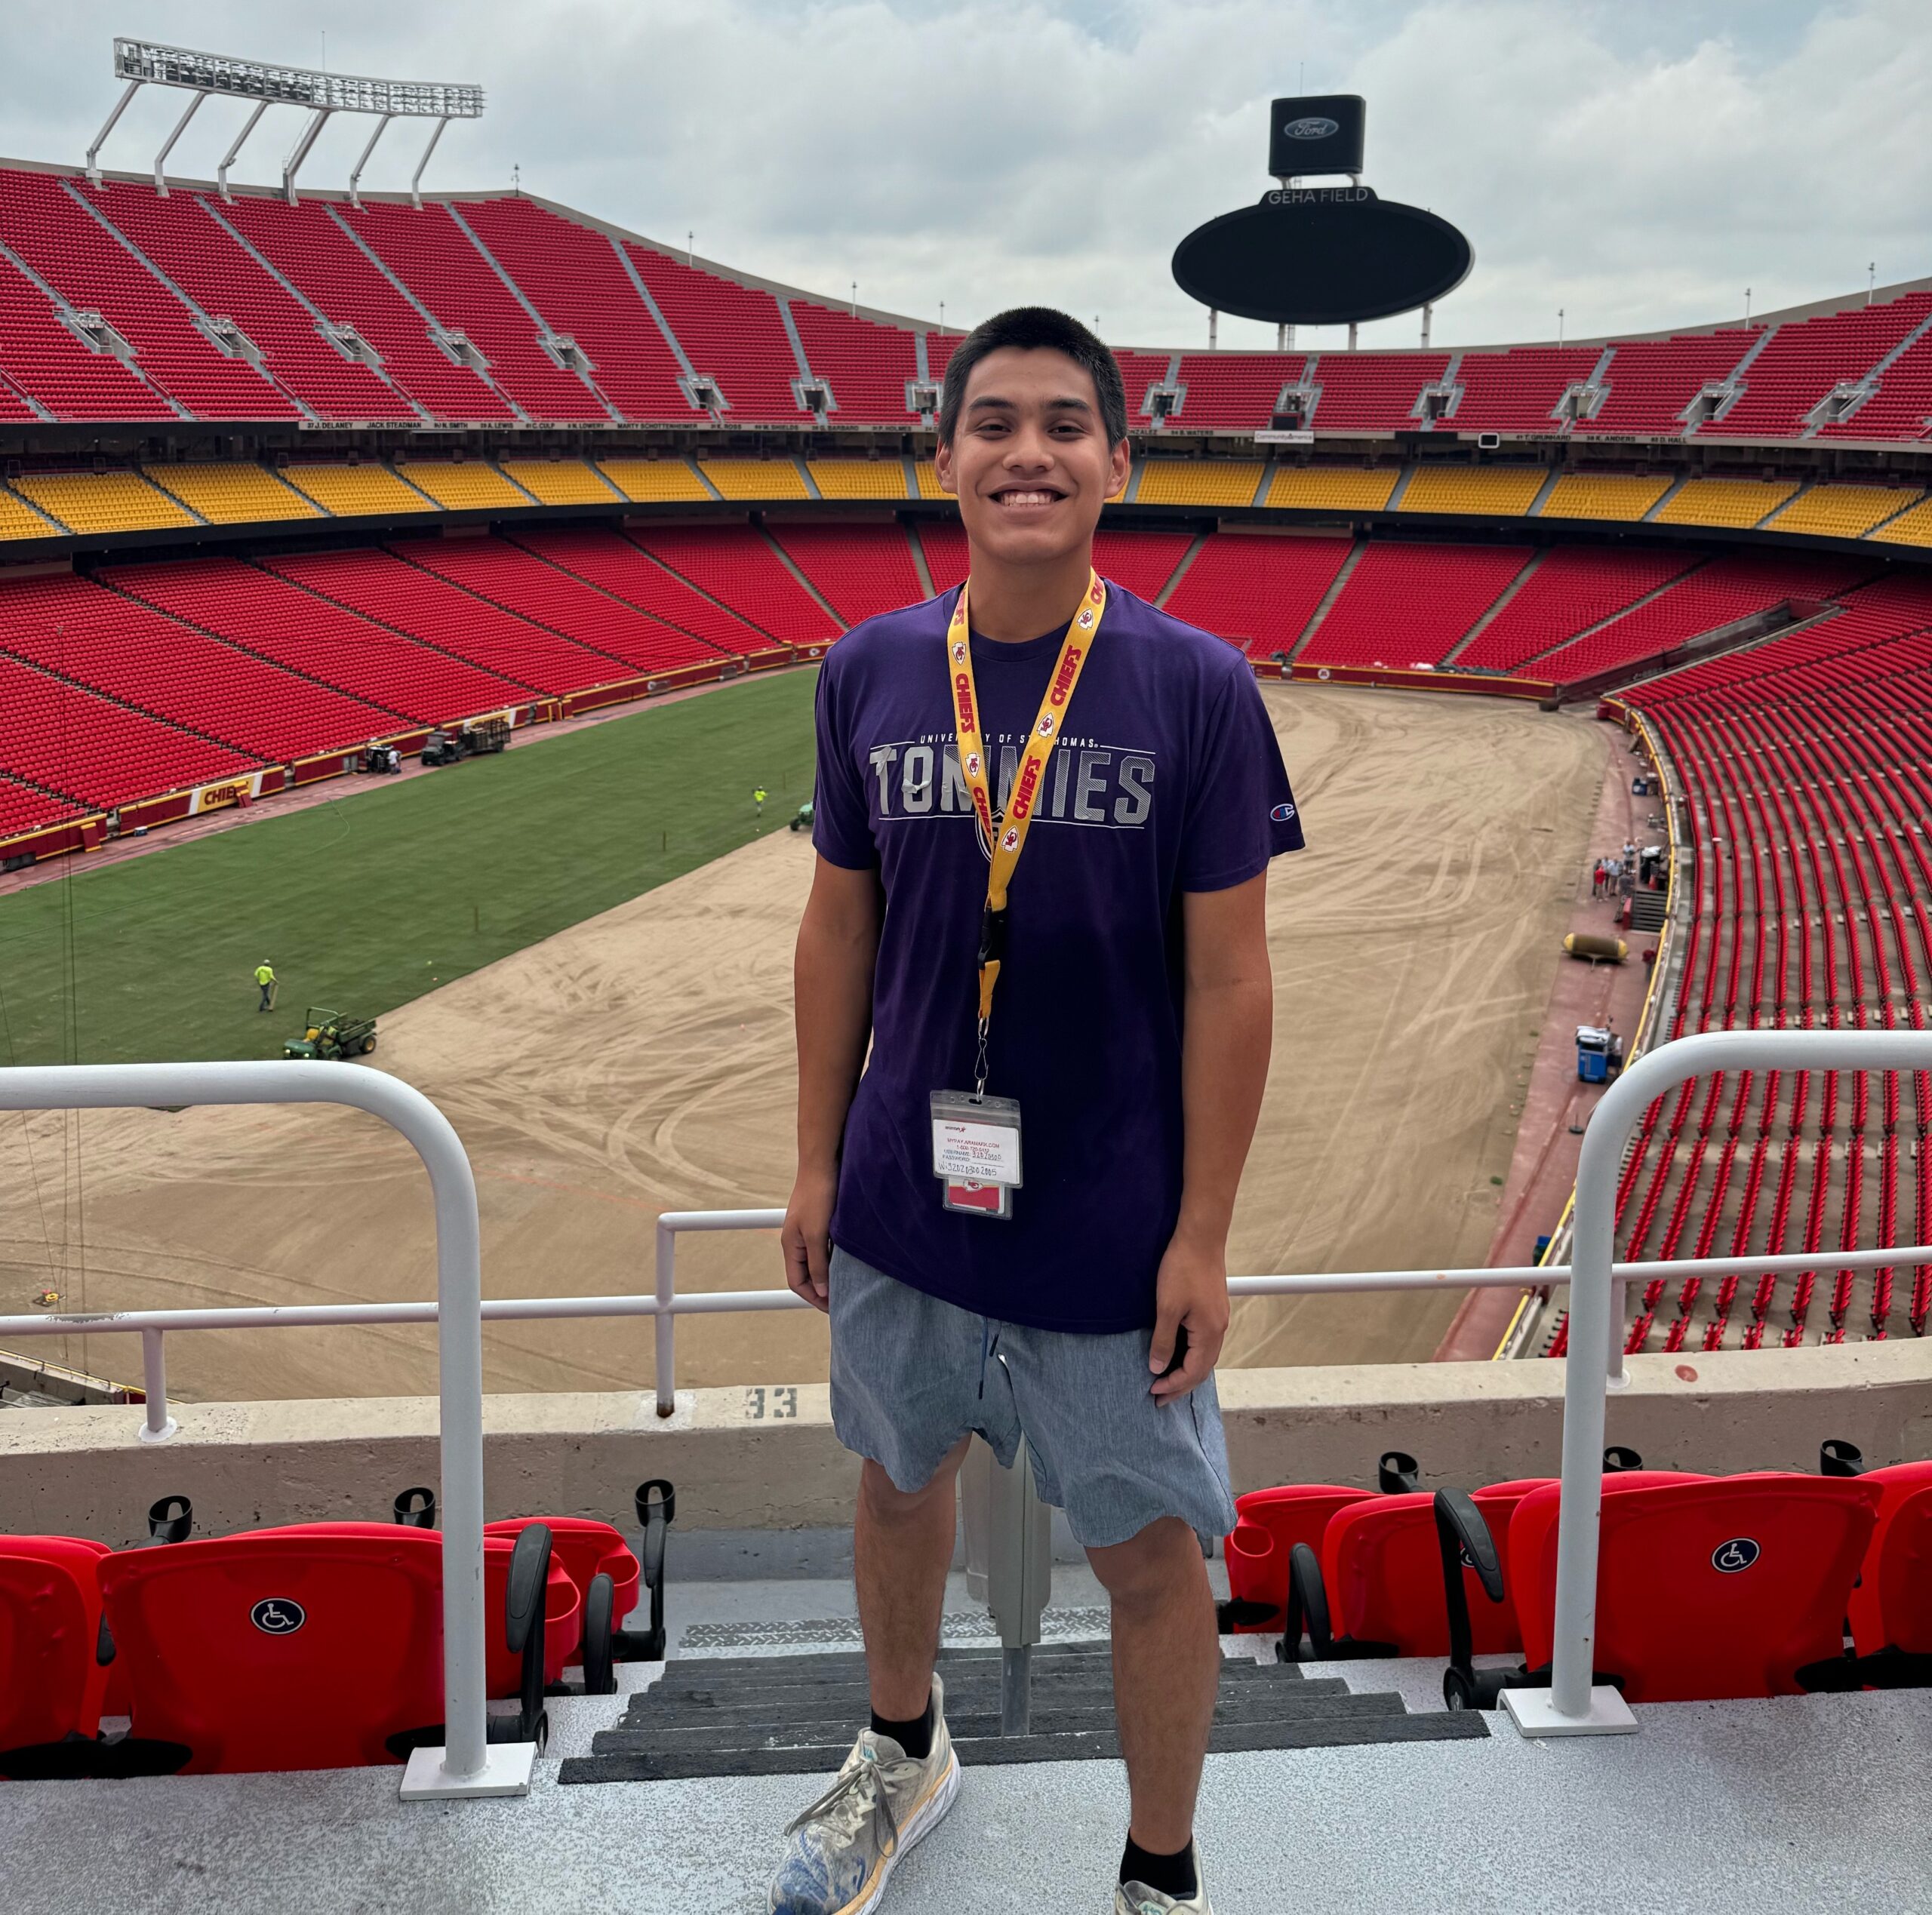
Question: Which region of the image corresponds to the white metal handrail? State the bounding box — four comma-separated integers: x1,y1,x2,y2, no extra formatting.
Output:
1502,1026,1932,1738
0,1062,526,1803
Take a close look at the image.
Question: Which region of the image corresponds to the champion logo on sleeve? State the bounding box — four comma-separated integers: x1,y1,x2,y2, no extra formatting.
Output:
1272,801,1297,822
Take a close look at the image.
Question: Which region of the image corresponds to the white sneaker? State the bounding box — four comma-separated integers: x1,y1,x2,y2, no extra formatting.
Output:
1115,1846,1214,1914
767,1674,960,1915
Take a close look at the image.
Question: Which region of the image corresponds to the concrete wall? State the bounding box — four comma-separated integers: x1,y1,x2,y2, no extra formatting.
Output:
5,1339,1930,1550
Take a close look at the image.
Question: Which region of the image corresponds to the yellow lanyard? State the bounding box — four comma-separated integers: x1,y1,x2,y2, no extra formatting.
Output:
947,570,1107,1084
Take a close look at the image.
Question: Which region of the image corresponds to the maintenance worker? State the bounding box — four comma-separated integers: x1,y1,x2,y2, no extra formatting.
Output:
755,786,769,819
254,961,276,1013
775,308,1302,1915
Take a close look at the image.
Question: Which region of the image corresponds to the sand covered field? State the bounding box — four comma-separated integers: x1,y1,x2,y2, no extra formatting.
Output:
0,684,1604,1401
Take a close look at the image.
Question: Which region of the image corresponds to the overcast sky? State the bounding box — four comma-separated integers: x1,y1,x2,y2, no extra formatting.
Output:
3,2,1928,354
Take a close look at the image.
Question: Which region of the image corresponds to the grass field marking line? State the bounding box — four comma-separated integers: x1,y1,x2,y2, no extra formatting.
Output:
501,532,740,664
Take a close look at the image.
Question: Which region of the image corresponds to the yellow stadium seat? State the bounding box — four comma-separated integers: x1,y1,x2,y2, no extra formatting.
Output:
281,463,438,516
1537,473,1672,521
596,458,713,503
11,471,198,535
1869,497,1932,549
1135,461,1264,507
1655,477,1798,528
914,460,949,499
499,458,624,506
1266,466,1399,512
807,459,910,500
697,458,811,500
0,487,61,539
1764,485,1925,540
1398,466,1546,516
143,463,321,524
395,461,532,509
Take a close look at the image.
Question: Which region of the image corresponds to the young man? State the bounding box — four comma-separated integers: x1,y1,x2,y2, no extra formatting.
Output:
774,308,1303,1915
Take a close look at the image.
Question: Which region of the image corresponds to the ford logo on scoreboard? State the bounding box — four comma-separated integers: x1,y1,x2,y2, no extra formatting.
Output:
1284,116,1339,139
1267,93,1364,177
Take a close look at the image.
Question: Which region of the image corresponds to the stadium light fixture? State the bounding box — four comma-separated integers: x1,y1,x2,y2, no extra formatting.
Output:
88,38,484,207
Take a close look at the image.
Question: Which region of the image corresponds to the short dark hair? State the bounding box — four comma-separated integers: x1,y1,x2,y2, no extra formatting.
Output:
937,306,1129,448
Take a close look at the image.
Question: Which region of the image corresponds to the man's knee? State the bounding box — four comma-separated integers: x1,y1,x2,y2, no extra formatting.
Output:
858,1437,970,1524
1086,1516,1204,1606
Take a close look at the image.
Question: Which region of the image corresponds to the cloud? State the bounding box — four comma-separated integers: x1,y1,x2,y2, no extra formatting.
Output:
1,1,1927,353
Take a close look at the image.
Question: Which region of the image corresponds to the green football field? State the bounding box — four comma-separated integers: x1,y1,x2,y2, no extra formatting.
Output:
0,670,818,1069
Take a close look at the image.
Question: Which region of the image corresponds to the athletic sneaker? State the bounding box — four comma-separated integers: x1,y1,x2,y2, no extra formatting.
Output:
1115,1850,1214,1914
766,1674,960,1915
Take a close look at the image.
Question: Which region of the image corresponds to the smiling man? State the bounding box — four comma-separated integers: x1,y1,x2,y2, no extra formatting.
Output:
774,308,1303,1915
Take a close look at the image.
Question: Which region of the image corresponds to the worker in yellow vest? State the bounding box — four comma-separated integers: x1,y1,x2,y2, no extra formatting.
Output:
254,961,277,1013
754,786,769,820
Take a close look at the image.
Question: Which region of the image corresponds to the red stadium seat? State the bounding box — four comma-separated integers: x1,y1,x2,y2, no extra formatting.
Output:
1221,1486,1374,1632
98,1523,570,1774
486,1516,639,1650
1508,1474,1878,1701
0,1537,114,1772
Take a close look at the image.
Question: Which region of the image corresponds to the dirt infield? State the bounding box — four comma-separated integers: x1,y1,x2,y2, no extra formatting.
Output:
0,684,1603,1401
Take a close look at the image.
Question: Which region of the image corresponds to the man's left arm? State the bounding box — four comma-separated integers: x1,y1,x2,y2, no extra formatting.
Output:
1148,871,1273,1403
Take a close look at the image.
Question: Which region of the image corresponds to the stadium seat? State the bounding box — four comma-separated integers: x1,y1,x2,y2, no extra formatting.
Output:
1506,1474,1878,1702
97,1522,570,1773
1220,1486,1375,1632
0,1537,114,1775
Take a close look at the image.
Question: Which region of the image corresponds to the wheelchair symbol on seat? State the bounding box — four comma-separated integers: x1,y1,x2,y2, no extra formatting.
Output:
251,1597,306,1634
1711,1538,1760,1574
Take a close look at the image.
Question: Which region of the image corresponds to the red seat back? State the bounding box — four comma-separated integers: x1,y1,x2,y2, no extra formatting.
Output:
1843,1461,1932,1655
272,1522,580,1692
485,1517,638,1645
1870,1480,1932,1656
1509,1474,1877,1701
1223,1487,1372,1631
1322,1485,1549,1656
99,1526,447,1773
0,1538,112,1754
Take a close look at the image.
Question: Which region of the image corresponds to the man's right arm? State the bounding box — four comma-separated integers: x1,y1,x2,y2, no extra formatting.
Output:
782,856,882,1311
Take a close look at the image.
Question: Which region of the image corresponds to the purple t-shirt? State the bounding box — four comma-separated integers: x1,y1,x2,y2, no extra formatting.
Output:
813,580,1303,1333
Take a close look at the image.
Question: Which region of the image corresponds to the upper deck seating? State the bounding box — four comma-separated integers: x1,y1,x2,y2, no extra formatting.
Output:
624,245,806,425
451,196,691,424
0,245,175,421
82,181,414,423
1447,347,1601,435
1308,352,1448,433
1705,295,1932,440
0,171,293,421
1820,326,1932,441
216,195,514,423
789,301,921,426
342,202,611,424
1576,333,1756,438
1171,353,1302,432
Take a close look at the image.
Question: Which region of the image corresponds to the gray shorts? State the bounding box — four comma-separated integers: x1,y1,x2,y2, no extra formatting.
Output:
827,1246,1237,1549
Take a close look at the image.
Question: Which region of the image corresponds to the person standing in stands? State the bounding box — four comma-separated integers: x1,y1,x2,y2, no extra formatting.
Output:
773,308,1303,1915
254,961,276,1013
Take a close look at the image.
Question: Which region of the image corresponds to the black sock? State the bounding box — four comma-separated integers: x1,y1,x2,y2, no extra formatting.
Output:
869,1691,933,1760
1121,1836,1196,1899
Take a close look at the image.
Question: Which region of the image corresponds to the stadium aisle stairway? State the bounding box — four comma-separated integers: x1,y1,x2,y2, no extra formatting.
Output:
769,523,926,626
1300,542,1531,669
789,300,921,426
1162,532,1352,659
631,525,842,644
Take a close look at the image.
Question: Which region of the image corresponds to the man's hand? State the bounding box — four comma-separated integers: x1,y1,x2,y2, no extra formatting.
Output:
782,1163,839,1312
1148,1228,1230,1404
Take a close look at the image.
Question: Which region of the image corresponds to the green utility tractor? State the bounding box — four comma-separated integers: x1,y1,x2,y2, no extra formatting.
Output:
284,1007,378,1061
